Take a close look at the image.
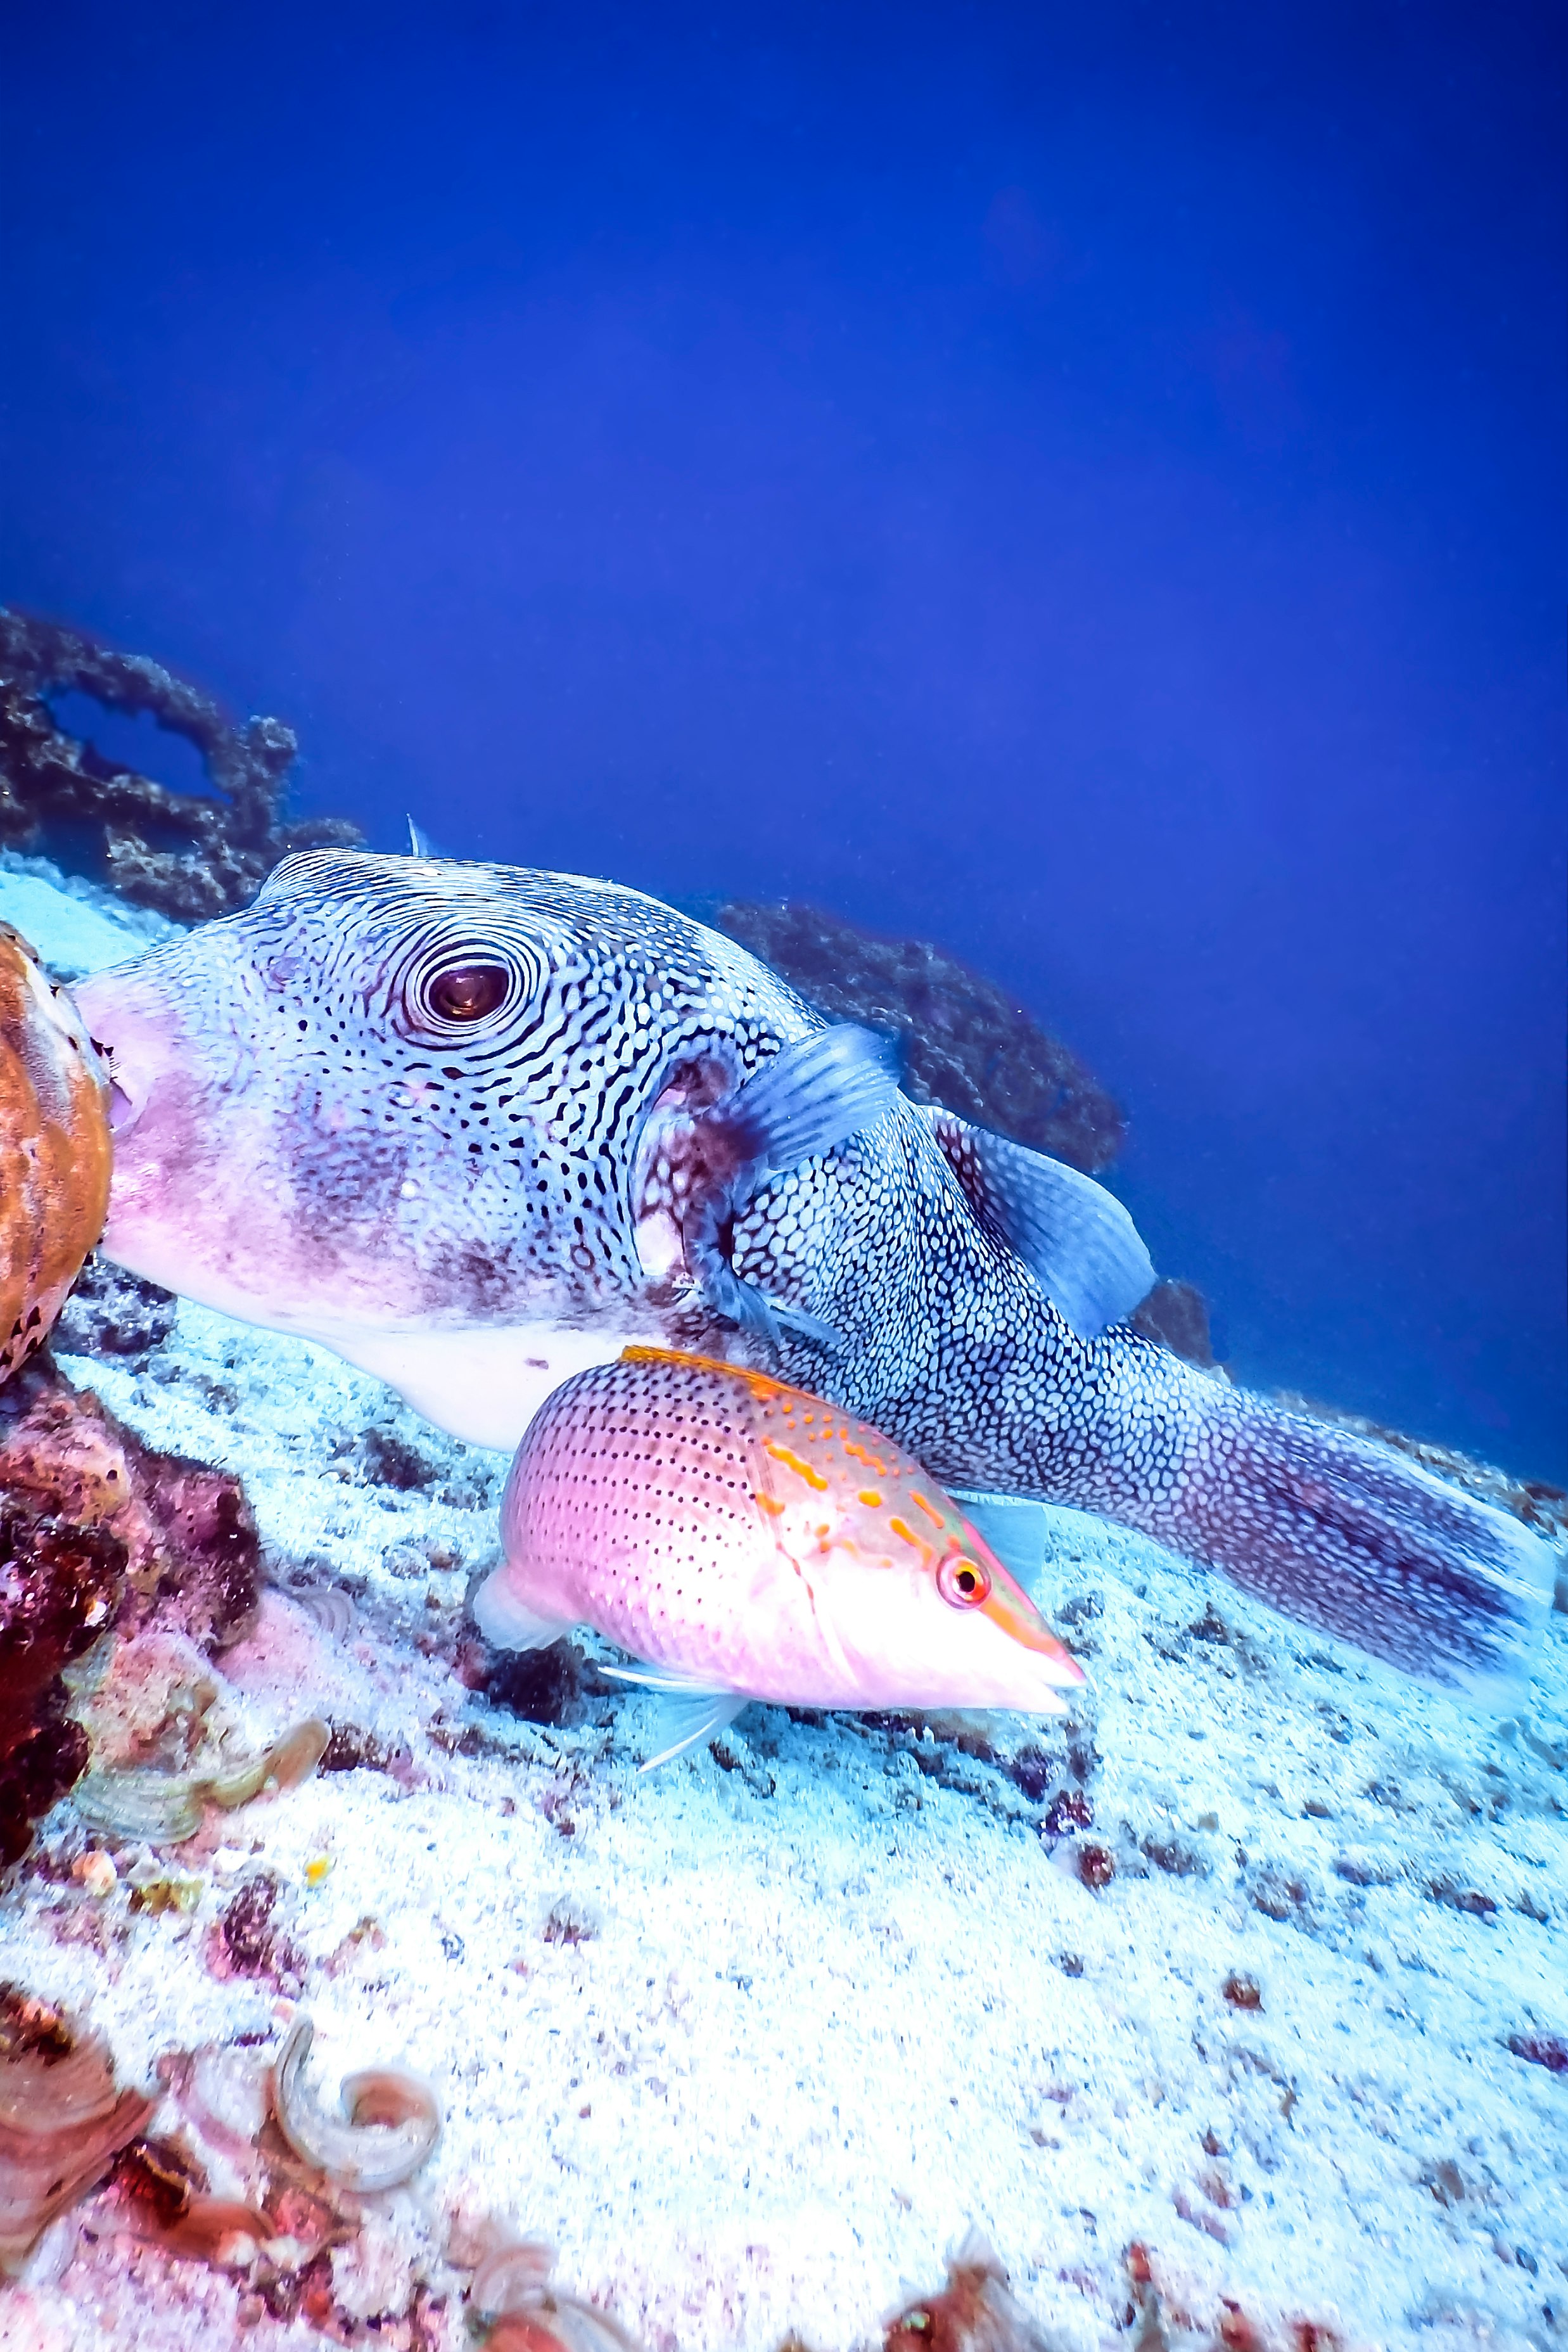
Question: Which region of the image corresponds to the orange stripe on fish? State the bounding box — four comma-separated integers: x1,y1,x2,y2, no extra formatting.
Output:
764,1441,830,1491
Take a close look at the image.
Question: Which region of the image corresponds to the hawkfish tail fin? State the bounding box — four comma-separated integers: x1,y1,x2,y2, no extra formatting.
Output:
1152,1387,1556,1704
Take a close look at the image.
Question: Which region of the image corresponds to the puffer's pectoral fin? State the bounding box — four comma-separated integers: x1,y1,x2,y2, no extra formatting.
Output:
683,1199,842,1351
471,1565,570,1652
600,1661,747,1769
950,1489,1050,1588
718,1022,903,1172
932,1114,1155,1339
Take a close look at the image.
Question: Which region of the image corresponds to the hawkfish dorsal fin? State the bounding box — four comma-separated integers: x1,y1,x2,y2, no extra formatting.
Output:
931,1113,1155,1340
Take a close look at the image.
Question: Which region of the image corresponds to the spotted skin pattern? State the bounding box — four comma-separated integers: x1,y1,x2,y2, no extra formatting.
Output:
78,849,1555,1695
497,1347,1081,1711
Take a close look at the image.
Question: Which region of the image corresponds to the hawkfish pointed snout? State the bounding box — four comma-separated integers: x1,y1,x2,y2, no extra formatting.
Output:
978,1575,1086,1689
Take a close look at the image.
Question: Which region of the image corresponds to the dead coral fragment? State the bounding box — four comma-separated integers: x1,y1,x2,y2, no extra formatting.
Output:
883,2227,1054,2352
471,2230,642,2352
0,1981,154,2272
272,2018,441,2191
0,605,360,921
0,924,112,1384
72,1715,329,1843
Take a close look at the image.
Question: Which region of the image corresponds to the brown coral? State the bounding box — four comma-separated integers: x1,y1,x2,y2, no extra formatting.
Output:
0,1981,155,2272
0,605,360,921
0,923,112,1383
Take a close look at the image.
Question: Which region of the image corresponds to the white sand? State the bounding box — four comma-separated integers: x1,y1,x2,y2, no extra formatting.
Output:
1,867,1564,2351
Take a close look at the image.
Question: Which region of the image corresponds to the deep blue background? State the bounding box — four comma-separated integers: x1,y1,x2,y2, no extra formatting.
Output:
3,2,1563,1474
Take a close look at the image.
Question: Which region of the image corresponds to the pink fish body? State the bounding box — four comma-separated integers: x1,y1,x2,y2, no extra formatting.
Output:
474,1348,1083,1751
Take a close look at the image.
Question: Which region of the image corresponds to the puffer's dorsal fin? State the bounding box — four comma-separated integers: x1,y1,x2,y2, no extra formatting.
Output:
928,1110,1155,1340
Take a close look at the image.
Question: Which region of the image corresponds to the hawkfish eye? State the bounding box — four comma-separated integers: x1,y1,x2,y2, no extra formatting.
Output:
424,961,511,1023
936,1552,992,1609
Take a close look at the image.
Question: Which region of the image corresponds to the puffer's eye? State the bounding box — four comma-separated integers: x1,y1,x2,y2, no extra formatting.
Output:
936,1552,992,1609
399,930,546,1042
428,962,509,1022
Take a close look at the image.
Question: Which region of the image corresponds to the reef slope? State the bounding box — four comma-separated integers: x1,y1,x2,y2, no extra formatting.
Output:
0,864,1562,2352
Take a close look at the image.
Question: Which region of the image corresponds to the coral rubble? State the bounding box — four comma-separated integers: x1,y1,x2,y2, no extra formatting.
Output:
0,606,360,920
0,1981,154,2272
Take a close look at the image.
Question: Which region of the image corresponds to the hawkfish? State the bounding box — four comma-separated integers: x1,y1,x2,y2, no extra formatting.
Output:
475,1346,1085,1765
75,850,1555,1701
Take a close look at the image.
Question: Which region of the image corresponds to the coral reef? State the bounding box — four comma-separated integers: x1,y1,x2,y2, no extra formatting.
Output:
710,897,1125,1173
0,921,112,1381
0,606,360,921
0,1981,154,2271
0,1357,260,1865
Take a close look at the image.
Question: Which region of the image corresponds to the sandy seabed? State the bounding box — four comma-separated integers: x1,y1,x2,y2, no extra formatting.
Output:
0,863,1564,2352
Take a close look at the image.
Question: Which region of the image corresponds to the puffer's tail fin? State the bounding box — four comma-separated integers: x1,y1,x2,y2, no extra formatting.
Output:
1159,1391,1556,1704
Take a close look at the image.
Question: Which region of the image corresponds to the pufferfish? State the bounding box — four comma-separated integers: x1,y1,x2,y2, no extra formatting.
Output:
75,848,1557,1704
474,1347,1084,1765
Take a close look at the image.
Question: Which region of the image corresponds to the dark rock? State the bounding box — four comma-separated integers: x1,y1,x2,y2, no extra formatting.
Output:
1222,1972,1263,2011
1044,1788,1094,1835
359,1426,438,1493
53,1256,177,1362
1006,1748,1057,1804
484,1638,583,1727
1076,1842,1116,1890
317,1721,413,1778
1132,1278,1216,1367
0,606,360,920
710,897,1125,1173
1505,2031,1568,2074
208,1870,303,1991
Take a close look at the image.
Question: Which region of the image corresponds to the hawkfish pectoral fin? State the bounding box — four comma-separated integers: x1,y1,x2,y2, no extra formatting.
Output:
600,1665,747,1770
934,1116,1155,1339
717,1022,903,1172
471,1566,570,1653
949,1490,1050,1588
639,1693,748,1772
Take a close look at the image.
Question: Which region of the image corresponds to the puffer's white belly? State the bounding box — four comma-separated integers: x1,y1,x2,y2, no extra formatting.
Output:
307,1317,665,1451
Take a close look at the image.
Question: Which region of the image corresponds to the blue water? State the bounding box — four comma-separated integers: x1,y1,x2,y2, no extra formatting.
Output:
1,0,1562,1476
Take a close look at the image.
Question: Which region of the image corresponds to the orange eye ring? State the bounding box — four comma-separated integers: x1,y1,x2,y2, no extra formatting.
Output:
936,1552,991,1609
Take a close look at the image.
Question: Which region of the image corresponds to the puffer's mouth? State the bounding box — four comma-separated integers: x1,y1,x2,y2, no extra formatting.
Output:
88,1035,146,1136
